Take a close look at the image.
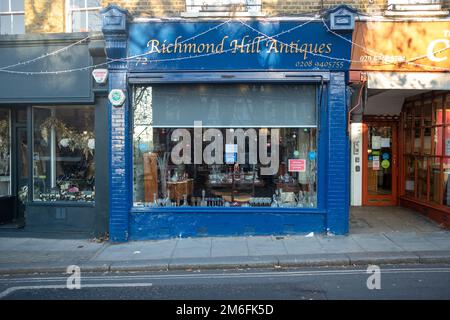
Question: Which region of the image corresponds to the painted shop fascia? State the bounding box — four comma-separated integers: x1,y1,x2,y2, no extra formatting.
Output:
102,4,356,242
0,32,109,236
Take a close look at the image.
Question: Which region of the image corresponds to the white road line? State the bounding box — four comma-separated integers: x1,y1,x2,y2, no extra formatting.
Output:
1,267,450,284
0,283,153,299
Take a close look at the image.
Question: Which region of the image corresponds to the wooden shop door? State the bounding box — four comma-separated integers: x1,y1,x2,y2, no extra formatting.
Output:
362,121,398,206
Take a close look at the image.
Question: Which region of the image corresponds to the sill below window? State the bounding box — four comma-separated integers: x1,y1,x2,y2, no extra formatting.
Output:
399,195,450,214
131,206,325,214
26,201,95,207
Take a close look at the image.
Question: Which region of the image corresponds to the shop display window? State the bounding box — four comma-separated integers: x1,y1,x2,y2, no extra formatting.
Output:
0,109,10,196
32,106,95,202
132,84,318,209
402,92,450,207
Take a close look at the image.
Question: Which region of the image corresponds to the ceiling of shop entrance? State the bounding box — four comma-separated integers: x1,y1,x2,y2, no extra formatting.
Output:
364,89,428,115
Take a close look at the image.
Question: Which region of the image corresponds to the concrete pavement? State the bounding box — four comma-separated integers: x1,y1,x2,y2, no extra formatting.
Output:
0,206,450,274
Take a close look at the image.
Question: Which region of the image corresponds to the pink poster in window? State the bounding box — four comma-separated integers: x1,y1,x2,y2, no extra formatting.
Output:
288,159,306,173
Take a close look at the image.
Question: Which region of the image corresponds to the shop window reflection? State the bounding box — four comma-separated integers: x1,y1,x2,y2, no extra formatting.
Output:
132,84,318,209
0,109,10,196
32,106,95,202
402,92,450,208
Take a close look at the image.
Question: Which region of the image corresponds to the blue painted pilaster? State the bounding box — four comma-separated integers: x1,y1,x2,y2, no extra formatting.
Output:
326,72,350,234
101,5,130,242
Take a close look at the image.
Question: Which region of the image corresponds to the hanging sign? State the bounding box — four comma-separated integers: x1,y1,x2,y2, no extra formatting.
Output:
109,89,126,107
92,69,108,84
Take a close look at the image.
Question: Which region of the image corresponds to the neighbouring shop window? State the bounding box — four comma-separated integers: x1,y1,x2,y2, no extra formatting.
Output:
66,0,102,32
0,0,24,35
402,92,450,207
132,84,318,209
0,109,11,196
32,106,95,202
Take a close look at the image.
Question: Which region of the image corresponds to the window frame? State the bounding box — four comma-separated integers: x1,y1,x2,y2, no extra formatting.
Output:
0,0,25,35
65,0,102,33
129,81,326,213
31,105,96,205
401,91,450,208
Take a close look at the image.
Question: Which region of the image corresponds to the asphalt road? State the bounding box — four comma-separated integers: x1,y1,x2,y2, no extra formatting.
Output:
1,264,450,300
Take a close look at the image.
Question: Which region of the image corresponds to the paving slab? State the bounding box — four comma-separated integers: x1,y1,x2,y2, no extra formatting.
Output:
282,236,324,255
172,238,212,259
420,232,450,250
211,237,248,257
350,234,404,252
95,240,176,261
246,236,288,256
383,232,438,251
316,235,364,253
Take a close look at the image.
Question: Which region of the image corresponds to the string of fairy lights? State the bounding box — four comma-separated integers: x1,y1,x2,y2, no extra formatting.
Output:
0,15,449,75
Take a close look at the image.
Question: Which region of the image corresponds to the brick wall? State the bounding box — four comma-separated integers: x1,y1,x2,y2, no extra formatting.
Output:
25,0,65,33
101,0,185,16
23,1,450,33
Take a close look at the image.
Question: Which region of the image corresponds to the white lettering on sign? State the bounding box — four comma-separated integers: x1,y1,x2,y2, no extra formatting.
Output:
427,39,450,62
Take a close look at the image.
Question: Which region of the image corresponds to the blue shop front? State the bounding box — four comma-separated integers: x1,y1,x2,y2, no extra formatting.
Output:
102,5,356,241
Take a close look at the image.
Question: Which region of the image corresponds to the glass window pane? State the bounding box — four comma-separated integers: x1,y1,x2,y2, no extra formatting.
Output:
404,156,415,196
32,107,95,202
11,0,24,11
0,109,11,196
404,106,413,129
404,128,412,154
132,85,318,208
0,0,9,12
71,0,85,9
12,14,24,34
150,84,316,128
423,127,432,155
413,127,421,153
434,96,443,125
72,10,86,32
417,157,428,201
87,10,101,31
0,15,12,35
430,157,441,205
424,102,432,127
445,126,450,156
87,0,101,7
435,126,443,156
446,94,450,125
443,158,450,206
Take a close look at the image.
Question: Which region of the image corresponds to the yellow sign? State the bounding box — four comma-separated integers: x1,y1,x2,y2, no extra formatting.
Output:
351,21,450,72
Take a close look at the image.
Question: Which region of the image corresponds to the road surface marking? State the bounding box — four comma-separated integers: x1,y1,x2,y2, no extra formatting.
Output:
0,283,153,299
